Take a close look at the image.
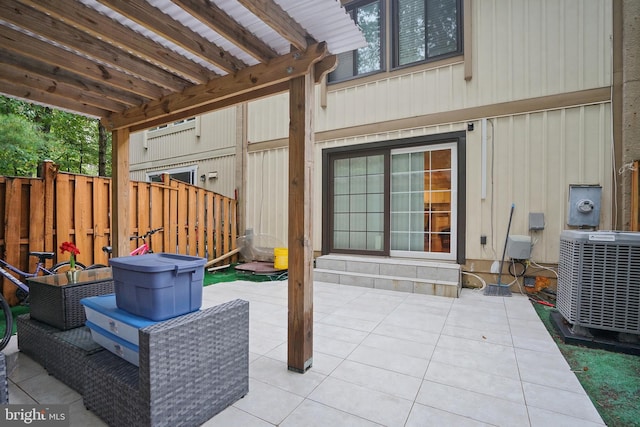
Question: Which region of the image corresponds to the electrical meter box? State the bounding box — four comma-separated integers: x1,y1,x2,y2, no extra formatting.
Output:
567,185,601,227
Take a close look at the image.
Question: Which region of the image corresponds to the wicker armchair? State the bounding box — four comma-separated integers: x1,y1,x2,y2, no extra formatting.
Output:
82,299,249,427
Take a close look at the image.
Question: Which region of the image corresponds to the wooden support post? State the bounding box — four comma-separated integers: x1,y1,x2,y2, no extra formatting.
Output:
112,128,131,257
287,69,315,373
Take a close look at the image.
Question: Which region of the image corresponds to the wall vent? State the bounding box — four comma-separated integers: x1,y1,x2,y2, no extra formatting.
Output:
558,230,640,334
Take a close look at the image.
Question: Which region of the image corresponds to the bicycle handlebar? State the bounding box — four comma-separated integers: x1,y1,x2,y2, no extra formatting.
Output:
129,227,163,241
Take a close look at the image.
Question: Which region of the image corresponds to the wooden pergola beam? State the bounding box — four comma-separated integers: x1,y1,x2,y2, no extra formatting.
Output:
20,0,216,85
237,0,314,51
0,79,109,118
106,42,328,130
0,63,128,113
172,0,278,63
0,25,168,100
97,0,246,73
0,48,146,108
1,0,191,92
127,55,337,133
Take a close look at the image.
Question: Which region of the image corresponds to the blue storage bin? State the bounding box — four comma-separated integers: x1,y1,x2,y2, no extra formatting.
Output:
109,253,206,320
81,294,161,366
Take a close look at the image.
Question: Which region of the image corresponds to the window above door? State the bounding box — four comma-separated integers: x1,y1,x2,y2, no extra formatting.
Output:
330,0,463,83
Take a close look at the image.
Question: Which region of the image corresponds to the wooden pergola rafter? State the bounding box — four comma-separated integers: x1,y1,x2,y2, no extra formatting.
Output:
0,0,364,373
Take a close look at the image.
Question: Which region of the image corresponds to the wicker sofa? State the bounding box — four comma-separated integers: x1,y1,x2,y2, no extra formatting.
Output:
18,298,249,427
83,299,249,427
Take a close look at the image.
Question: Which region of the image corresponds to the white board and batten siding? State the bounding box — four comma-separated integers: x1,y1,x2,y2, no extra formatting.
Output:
244,0,613,264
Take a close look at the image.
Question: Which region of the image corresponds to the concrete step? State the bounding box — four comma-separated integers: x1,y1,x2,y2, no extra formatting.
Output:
314,254,461,298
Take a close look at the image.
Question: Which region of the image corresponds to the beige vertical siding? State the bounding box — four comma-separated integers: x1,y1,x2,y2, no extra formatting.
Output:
244,147,289,241
247,0,612,143
465,103,612,263
244,103,612,263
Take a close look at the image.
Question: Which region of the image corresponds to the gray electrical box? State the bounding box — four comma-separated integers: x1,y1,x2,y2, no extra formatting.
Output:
507,235,532,259
567,185,601,227
529,213,545,230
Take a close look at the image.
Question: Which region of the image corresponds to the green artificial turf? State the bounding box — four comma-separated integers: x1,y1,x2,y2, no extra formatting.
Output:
203,263,285,286
533,303,640,427
0,304,30,337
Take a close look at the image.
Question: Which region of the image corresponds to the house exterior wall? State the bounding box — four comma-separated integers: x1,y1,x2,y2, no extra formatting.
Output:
129,107,239,199
244,0,613,265
128,0,614,267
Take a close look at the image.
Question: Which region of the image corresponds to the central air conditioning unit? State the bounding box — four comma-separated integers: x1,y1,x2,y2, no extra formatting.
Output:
558,230,640,335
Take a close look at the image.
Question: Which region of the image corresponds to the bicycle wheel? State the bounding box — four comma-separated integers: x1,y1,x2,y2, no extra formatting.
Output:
51,261,87,274
0,293,12,351
85,264,108,270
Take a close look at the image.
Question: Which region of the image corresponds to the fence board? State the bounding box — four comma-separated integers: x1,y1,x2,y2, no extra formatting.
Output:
0,162,237,302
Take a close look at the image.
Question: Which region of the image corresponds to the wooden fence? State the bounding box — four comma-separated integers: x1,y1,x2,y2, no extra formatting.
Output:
0,161,237,291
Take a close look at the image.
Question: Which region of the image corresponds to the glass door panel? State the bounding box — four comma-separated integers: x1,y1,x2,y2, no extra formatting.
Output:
331,154,385,252
390,144,456,259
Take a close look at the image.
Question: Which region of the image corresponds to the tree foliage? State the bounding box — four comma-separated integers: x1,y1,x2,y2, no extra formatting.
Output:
0,96,111,177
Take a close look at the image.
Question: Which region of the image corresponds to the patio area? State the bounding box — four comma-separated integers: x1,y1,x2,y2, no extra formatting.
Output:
4,280,605,426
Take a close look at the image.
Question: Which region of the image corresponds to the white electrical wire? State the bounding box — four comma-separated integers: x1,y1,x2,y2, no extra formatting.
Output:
529,259,558,278
462,271,487,291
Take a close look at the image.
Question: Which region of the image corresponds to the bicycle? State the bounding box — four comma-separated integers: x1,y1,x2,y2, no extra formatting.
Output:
0,251,86,350
91,227,163,267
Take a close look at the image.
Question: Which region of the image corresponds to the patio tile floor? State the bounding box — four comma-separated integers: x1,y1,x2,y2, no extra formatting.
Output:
3,280,605,426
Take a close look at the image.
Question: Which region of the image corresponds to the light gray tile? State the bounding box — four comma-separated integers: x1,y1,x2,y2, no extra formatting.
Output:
523,382,604,424
436,334,515,357
381,312,447,334
441,323,513,347
424,361,524,403
340,275,375,288
371,323,441,346
202,406,274,427
405,403,493,427
331,360,422,400
17,373,81,405
374,278,414,293
250,334,285,356
310,351,345,376
314,335,359,359
317,314,379,332
511,333,561,354
280,399,382,427
313,271,341,284
315,258,346,271
7,381,37,404
68,399,108,426
314,323,369,344
330,307,388,323
309,377,413,427
347,261,380,275
379,263,417,278
347,345,430,378
528,406,606,427
360,334,435,359
7,353,46,383
431,346,520,380
233,379,304,425
416,381,530,426
249,357,326,397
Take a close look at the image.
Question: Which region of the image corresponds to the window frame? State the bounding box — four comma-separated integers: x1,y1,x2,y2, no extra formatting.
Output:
329,0,464,83
322,131,467,263
391,0,463,70
329,0,386,83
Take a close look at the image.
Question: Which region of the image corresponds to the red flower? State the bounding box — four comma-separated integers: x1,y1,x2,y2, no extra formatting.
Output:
59,241,80,256
59,241,80,270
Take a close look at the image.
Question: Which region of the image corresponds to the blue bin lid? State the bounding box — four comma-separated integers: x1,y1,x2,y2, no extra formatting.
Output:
108,253,206,273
